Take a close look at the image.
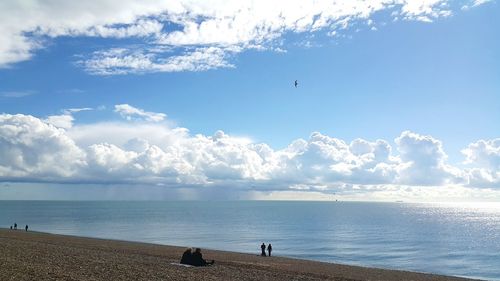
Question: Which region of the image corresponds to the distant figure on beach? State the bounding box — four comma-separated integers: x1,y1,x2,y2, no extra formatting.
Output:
267,243,272,257
25,225,28,232
294,80,298,88
14,223,17,230
180,248,193,265
261,243,266,256
191,248,214,266
10,226,12,230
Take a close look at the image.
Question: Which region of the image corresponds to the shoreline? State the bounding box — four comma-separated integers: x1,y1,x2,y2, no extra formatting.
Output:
0,228,482,281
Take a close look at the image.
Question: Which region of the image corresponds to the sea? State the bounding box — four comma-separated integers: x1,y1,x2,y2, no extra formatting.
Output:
1,201,499,280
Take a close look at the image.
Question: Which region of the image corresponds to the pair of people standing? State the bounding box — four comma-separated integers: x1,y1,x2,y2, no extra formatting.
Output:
260,243,272,257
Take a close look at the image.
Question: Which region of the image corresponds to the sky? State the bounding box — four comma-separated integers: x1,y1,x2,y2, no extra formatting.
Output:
0,0,499,201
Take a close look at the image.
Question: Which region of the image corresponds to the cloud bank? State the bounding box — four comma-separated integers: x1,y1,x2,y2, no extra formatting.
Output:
1,105,498,197
0,0,492,74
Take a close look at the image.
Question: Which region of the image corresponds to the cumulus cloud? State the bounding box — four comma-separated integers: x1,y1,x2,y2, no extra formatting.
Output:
0,114,86,180
395,131,463,185
267,132,401,186
1,106,498,195
462,139,500,169
44,114,75,129
0,0,490,73
462,139,500,187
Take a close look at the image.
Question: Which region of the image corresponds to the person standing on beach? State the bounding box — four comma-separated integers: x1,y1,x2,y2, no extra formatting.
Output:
267,244,272,257
14,223,17,230
261,243,266,256
25,225,28,232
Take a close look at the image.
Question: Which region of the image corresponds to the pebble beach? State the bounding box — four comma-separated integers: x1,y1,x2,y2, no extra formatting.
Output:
0,229,481,281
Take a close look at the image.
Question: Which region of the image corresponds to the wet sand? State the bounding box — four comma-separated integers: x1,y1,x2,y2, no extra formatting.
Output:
0,229,481,281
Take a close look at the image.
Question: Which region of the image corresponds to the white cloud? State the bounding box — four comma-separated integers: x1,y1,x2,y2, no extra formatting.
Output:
462,139,500,187
472,0,493,6
0,107,498,197
0,114,86,180
395,131,464,185
399,0,452,22
68,122,187,150
114,104,166,122
1,91,36,98
462,139,500,169
44,107,94,129
64,107,93,114
78,19,164,38
0,0,491,73
80,46,234,75
44,114,74,129
463,0,493,10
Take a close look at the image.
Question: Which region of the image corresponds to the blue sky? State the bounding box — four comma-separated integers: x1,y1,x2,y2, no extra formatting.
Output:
0,0,499,201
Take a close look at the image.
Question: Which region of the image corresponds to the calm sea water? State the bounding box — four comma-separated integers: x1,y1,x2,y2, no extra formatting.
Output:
1,201,499,280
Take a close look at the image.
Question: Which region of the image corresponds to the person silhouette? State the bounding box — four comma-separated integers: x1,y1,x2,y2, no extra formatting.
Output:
267,243,272,257
25,225,28,232
294,80,298,88
191,248,214,266
14,223,17,230
180,248,193,265
261,243,266,256
10,226,12,230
